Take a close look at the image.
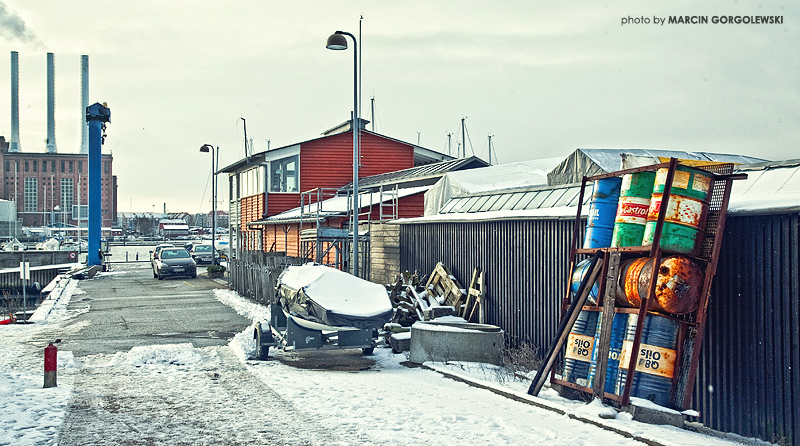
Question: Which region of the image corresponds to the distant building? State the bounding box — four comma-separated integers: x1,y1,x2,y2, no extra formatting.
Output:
0,198,17,239
158,218,189,238
0,139,116,228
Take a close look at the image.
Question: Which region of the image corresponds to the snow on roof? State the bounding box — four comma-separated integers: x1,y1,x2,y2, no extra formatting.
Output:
279,264,391,317
252,185,431,224
162,224,190,230
424,158,563,216
728,159,800,214
403,158,800,223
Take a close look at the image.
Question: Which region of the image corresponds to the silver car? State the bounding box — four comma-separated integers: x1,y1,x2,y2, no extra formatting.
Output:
190,244,219,265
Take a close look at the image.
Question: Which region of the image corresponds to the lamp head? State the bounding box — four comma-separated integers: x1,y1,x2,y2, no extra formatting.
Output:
200,144,213,153
326,32,348,50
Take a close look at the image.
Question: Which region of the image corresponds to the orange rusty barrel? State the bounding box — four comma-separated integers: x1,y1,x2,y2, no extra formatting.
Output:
616,256,704,315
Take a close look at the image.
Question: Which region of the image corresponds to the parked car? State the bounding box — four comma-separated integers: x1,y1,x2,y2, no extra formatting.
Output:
149,243,175,269
190,244,219,265
153,248,197,280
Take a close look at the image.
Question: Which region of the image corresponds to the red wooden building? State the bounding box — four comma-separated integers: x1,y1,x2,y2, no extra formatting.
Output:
219,120,467,262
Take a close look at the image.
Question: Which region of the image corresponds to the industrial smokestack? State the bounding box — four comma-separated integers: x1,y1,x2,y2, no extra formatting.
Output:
46,52,56,153
80,55,89,154
9,51,20,152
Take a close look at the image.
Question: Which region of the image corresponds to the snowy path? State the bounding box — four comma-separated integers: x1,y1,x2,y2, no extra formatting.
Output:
1,267,753,446
58,346,340,446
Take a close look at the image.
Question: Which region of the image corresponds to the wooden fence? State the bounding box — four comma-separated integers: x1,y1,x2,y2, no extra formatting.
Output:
227,251,305,305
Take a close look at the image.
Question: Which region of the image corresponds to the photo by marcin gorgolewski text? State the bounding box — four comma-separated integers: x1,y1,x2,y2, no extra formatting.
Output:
621,15,784,26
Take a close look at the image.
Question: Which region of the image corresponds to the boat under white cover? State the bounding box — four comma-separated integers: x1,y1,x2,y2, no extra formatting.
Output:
276,264,393,330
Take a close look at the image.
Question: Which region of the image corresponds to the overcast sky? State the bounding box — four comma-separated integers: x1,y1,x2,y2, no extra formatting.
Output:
0,1,796,214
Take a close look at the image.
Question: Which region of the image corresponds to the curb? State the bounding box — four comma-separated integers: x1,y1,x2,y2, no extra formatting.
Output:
420,364,669,446
418,363,762,446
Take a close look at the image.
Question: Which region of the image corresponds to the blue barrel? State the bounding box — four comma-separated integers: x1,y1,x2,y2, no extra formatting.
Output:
600,312,631,394
583,177,622,249
562,310,601,388
570,259,600,305
616,314,680,407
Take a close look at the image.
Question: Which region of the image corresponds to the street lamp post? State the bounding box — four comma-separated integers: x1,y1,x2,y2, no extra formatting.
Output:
326,30,360,278
54,205,61,239
200,144,218,265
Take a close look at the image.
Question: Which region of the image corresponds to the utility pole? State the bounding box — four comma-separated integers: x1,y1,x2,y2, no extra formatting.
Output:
370,96,375,132
461,117,467,158
488,135,494,165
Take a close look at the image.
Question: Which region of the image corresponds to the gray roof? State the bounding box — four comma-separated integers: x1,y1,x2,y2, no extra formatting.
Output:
437,183,588,215
547,148,767,186
353,156,489,189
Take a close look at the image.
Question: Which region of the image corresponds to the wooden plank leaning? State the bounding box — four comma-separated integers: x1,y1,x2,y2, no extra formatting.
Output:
592,250,620,399
528,250,604,397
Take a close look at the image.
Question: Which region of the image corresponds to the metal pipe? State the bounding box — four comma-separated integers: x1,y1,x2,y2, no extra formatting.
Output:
46,53,56,153
80,55,89,154
10,51,20,152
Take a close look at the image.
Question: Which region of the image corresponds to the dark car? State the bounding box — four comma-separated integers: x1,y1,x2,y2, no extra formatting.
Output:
190,244,219,265
153,248,197,280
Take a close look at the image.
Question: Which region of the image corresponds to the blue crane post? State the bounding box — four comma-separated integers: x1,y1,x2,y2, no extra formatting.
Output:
86,103,110,266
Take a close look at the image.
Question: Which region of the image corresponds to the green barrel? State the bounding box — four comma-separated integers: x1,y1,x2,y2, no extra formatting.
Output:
642,165,713,256
611,171,656,247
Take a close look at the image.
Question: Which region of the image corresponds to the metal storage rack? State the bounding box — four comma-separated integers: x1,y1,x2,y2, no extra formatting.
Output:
547,158,746,410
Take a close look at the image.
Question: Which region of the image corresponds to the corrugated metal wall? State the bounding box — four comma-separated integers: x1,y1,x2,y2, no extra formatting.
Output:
399,213,799,445
697,213,799,445
400,219,580,349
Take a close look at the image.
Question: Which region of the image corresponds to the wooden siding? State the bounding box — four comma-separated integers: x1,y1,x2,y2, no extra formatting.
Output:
240,194,265,251
266,193,300,216
299,132,414,193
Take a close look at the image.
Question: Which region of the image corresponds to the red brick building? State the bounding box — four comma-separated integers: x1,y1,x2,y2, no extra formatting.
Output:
0,143,116,228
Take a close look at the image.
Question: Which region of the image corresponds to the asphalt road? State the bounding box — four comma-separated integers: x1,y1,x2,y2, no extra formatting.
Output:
55,263,337,445
59,263,249,357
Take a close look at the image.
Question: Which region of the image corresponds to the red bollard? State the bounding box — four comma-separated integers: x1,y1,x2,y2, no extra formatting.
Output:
44,343,57,388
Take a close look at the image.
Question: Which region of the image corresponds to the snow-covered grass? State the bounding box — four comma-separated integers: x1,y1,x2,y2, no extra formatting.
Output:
0,280,757,445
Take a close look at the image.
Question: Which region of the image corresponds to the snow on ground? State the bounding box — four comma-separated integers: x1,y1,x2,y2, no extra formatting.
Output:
0,280,756,445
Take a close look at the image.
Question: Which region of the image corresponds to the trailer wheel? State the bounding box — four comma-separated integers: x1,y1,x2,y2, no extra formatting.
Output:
361,347,375,356
255,323,270,360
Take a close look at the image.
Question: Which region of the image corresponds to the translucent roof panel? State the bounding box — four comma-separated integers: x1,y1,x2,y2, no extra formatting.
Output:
489,194,513,211
526,190,551,209
476,195,502,212
512,191,540,210
467,195,492,212
540,188,568,208
458,196,481,213
558,187,582,207
440,197,466,214
500,192,527,210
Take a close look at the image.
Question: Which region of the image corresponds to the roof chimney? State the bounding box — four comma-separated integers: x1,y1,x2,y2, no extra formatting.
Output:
80,55,89,154
46,52,56,153
9,51,21,152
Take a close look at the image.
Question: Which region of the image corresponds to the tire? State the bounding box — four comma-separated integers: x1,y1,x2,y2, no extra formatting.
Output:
191,273,197,279
361,347,375,356
254,323,270,360
158,273,163,280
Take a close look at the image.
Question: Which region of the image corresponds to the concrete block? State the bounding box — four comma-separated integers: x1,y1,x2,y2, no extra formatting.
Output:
409,321,503,365
628,400,684,427
389,332,411,353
